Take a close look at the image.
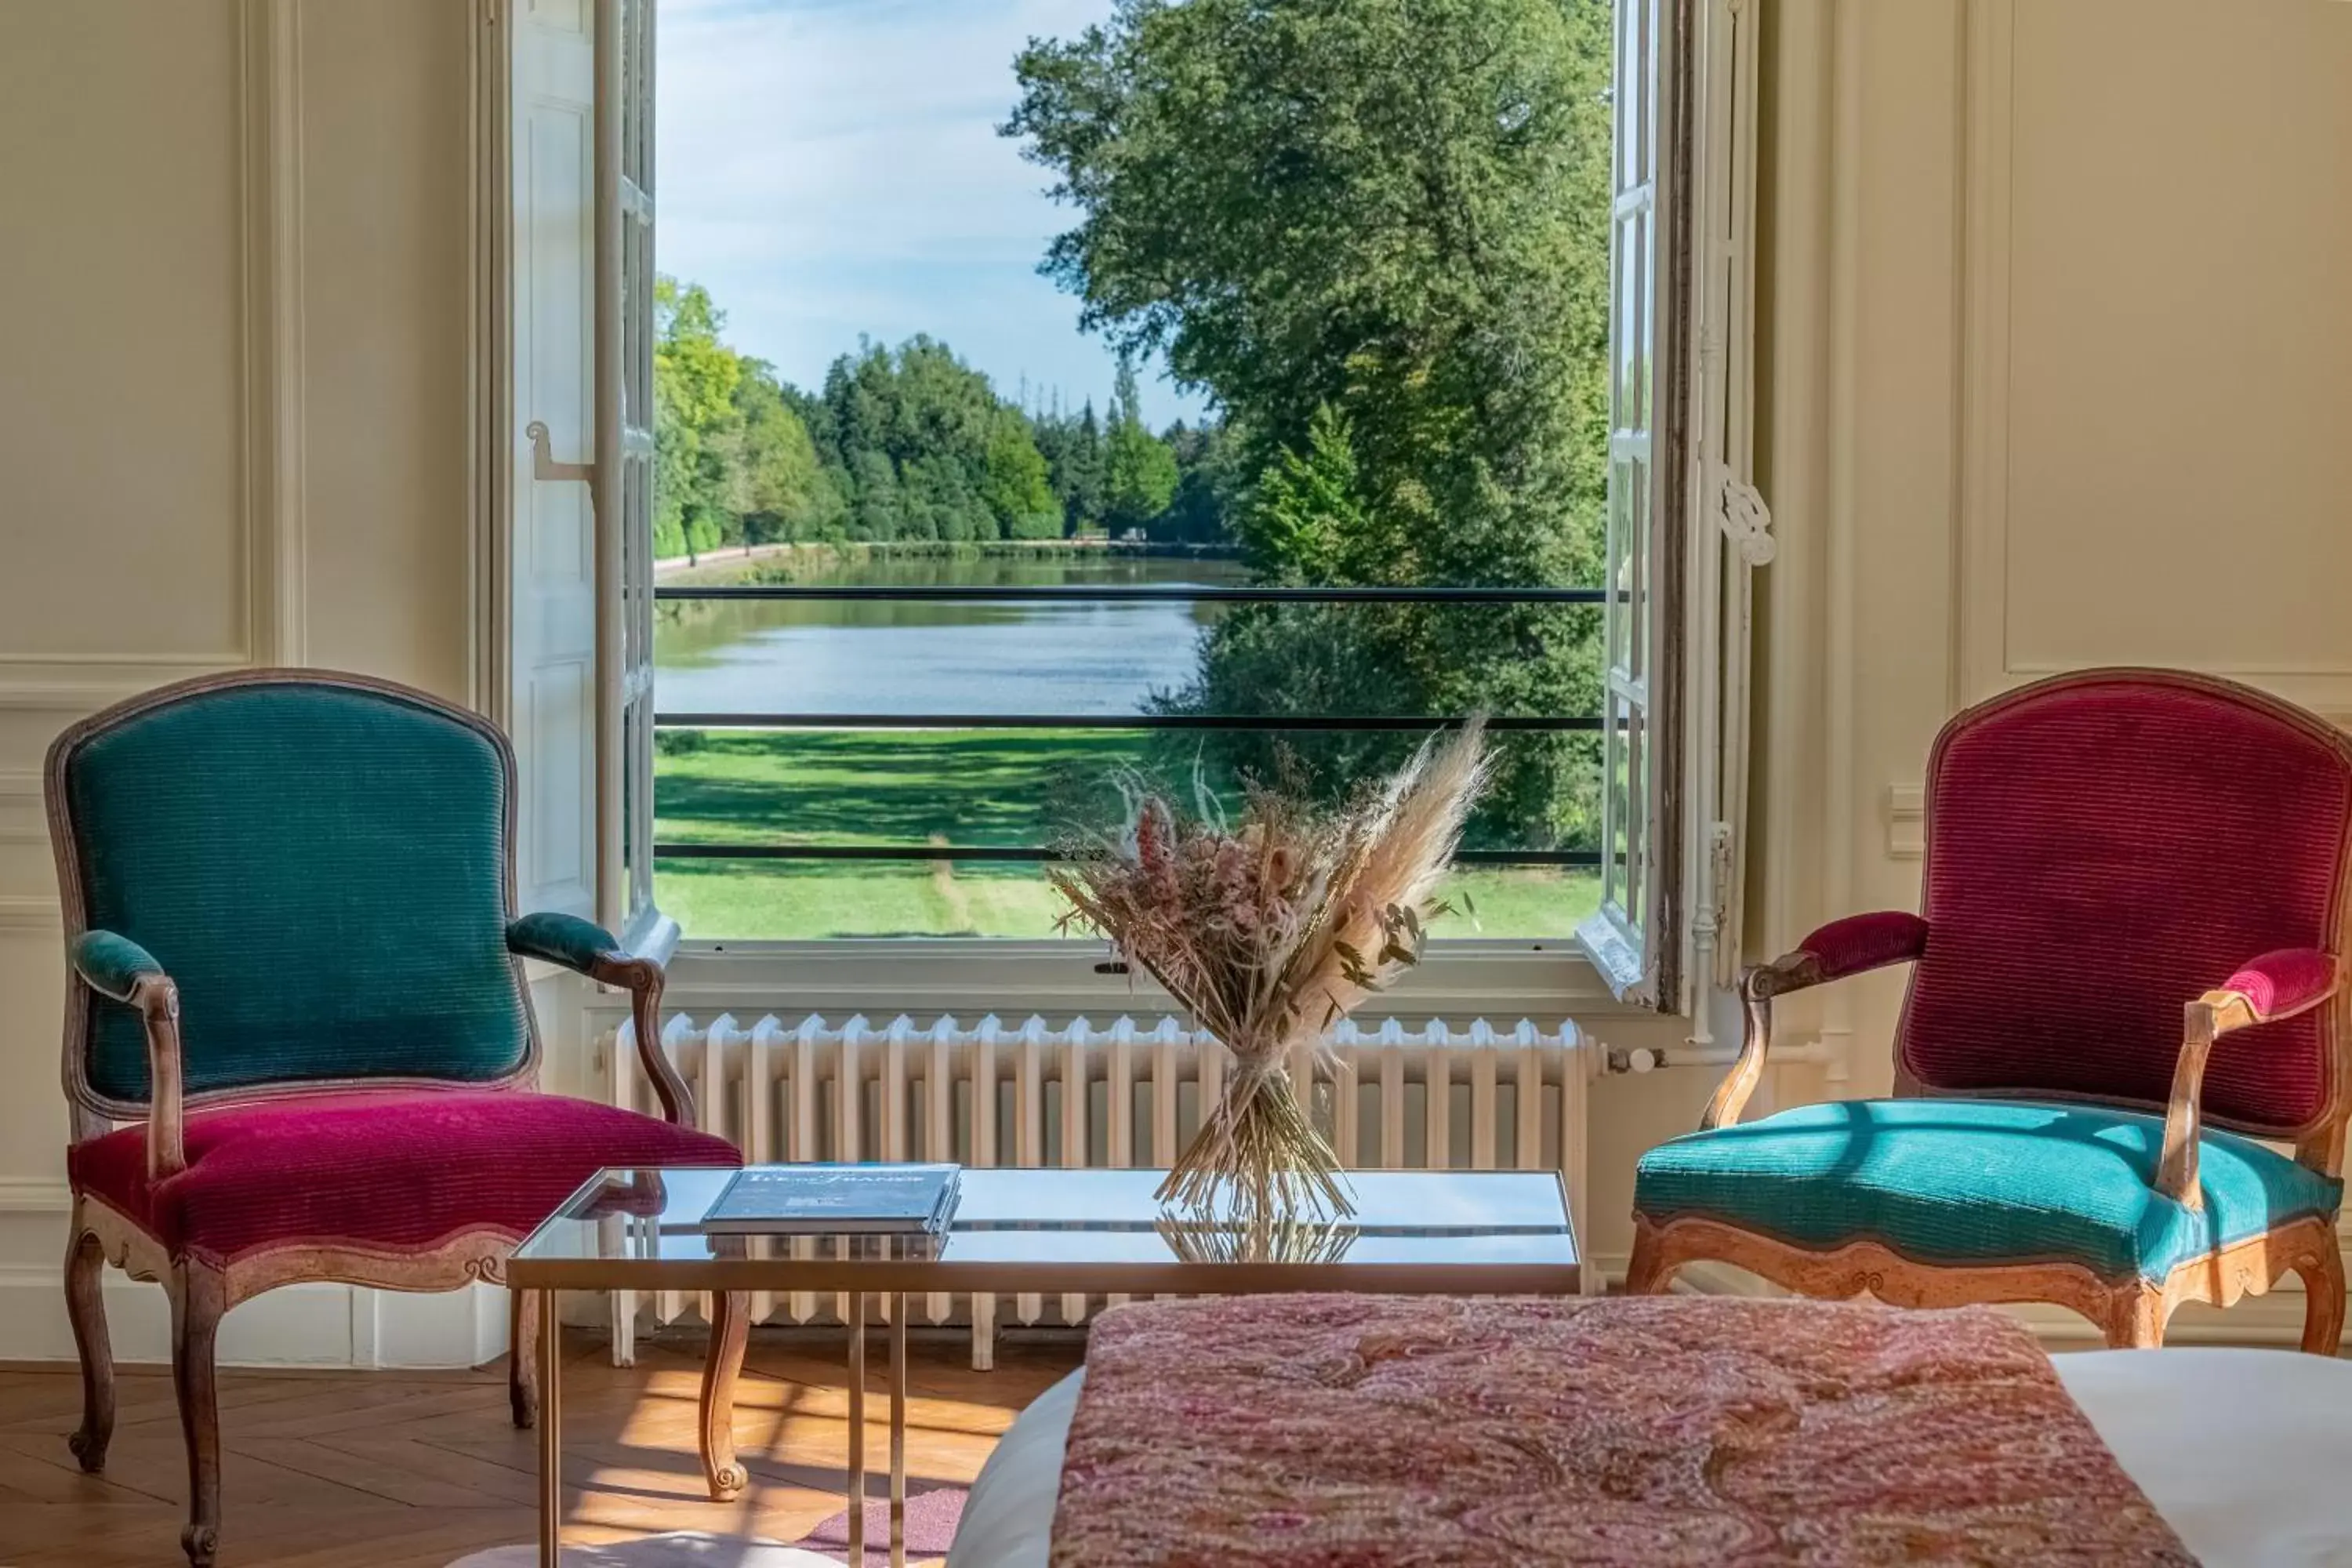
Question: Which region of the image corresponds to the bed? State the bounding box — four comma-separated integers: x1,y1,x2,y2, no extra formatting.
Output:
949,1347,2352,1567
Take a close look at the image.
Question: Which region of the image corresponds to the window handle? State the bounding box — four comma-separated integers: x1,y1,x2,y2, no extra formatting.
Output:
527,421,594,485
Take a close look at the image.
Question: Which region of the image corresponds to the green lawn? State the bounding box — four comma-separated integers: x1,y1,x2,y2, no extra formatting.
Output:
655,729,1599,941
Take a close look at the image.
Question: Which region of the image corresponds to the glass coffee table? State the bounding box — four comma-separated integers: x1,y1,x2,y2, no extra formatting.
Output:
509,1166,1580,1566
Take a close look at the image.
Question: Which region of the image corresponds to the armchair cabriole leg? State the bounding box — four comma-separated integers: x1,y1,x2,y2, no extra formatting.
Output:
64,1219,114,1473
1623,1221,1676,1295
2296,1245,2346,1356
701,1290,750,1499
511,1287,541,1428
2103,1284,2166,1350
170,1262,227,1568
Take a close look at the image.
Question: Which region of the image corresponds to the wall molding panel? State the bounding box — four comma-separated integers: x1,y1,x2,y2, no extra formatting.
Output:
241,0,309,668
1953,0,2014,707
1951,0,2352,716
0,0,305,691
0,897,63,932
0,769,45,848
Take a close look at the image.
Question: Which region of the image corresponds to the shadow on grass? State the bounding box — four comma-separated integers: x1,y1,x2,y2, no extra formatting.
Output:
655,730,1154,848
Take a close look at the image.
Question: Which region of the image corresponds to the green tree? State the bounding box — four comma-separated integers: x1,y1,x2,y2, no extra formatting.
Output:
1159,419,1247,545
1240,403,1371,582
1103,358,1180,535
1008,0,1612,847
655,277,746,562
644,273,1241,557
809,337,1018,543
982,412,1060,539
731,361,842,543
1054,401,1109,533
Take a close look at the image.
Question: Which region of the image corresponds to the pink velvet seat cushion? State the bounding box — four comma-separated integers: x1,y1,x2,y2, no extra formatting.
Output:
68,1089,740,1267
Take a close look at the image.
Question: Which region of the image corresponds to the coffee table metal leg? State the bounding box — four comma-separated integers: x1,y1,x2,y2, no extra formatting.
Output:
848,1294,866,1568
891,1294,906,1568
537,1287,561,1567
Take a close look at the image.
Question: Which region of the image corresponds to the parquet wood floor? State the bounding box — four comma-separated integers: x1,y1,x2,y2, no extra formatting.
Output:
0,1329,1083,1568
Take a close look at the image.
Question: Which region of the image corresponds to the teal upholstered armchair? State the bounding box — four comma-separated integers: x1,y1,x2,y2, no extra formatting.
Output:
1630,670,2352,1352
49,670,745,1566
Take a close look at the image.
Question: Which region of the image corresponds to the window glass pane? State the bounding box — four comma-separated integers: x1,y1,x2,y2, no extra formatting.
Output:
1603,696,1631,908
1622,695,1645,929
1646,211,1665,434
1602,457,1629,674
652,0,1617,941
1626,459,1649,684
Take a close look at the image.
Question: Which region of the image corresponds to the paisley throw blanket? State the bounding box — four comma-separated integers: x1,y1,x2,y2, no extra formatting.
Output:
1049,1294,2195,1566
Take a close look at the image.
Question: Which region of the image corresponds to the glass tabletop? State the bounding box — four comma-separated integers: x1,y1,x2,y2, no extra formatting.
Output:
510,1167,1578,1282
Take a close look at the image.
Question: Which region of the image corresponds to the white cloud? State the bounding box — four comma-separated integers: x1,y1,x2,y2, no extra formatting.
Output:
656,0,1207,423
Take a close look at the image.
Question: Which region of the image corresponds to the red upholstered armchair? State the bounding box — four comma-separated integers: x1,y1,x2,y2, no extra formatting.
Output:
47,671,746,1566
1632,670,2352,1352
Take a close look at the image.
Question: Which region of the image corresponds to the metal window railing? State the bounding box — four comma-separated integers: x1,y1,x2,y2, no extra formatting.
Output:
651,582,1609,868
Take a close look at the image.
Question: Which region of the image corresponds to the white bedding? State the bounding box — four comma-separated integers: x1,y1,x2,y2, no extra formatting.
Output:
948,1350,2352,1566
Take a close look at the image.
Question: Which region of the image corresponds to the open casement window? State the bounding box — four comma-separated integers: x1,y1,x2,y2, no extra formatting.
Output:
503,0,669,954
1578,0,1763,1009
499,0,1761,1018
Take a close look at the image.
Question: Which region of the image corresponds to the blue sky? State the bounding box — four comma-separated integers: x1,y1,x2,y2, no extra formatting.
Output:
657,0,1209,428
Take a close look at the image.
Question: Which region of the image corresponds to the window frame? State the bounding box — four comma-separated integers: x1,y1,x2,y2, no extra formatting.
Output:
514,0,1740,1016
604,0,669,957
1576,0,1693,1006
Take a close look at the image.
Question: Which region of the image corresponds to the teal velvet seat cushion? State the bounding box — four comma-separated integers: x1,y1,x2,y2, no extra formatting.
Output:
61,683,529,1102
1635,1098,2343,1283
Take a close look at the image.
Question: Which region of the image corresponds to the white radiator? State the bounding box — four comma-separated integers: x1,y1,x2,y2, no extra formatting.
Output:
607,1012,1592,1367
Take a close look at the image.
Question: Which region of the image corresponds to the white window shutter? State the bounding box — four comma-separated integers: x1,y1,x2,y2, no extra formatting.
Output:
507,0,601,926
505,0,668,953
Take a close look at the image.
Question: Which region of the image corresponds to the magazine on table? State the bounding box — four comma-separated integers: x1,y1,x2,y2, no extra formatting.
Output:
698,1163,961,1236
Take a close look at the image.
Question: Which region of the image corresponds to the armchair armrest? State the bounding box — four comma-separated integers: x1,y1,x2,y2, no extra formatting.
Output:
72,930,165,1001
1701,912,1931,1131
506,912,623,973
2157,948,2342,1207
2215,949,2339,1025
70,931,187,1180
505,913,699,1131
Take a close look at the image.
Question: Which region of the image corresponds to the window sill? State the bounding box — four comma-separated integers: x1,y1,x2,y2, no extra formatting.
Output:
662,937,1664,1024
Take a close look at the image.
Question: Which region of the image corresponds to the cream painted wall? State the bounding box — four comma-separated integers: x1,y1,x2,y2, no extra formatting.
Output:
1748,0,2352,1337
1757,0,2352,1081
0,0,493,1366
298,0,480,697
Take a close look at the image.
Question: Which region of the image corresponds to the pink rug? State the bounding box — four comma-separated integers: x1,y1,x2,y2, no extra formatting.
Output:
794,1484,967,1567
445,1486,968,1568
448,1537,831,1566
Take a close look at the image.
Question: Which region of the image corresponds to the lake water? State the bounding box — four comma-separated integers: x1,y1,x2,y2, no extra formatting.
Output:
654,551,1248,719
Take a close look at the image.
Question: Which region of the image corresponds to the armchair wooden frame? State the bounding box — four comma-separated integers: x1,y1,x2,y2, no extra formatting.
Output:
1629,670,2352,1355
48,670,746,1568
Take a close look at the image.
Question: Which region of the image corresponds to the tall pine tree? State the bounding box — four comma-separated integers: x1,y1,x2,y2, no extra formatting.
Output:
1104,358,1180,535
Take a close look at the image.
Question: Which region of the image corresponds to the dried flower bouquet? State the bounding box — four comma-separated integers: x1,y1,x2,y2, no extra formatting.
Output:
1051,721,1492,1221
